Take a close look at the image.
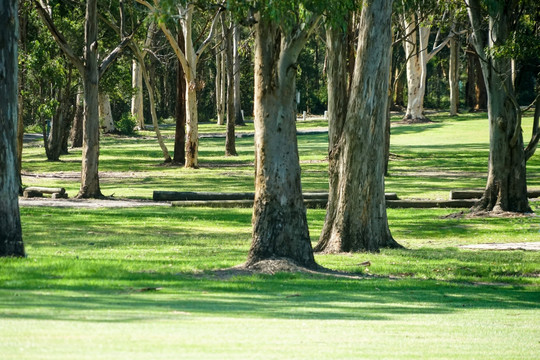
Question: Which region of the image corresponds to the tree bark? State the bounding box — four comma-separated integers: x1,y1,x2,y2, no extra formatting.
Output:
467,0,530,213
465,43,487,111
131,59,145,129
233,23,245,126
315,0,401,253
174,27,186,164
70,88,83,147
449,37,459,116
247,14,319,269
98,92,115,133
0,0,25,257
216,37,225,126
78,0,102,198
223,14,237,156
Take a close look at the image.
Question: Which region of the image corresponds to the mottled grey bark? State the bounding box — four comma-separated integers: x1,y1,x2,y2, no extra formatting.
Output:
1,0,25,257
247,13,320,269
467,0,530,213
315,0,401,253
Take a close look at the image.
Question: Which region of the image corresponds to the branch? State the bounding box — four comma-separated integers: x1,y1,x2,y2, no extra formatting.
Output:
195,4,225,64
33,0,84,73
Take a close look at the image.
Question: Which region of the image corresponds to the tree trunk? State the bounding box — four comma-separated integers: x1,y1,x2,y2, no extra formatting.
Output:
45,86,69,161
70,88,83,147
233,23,245,126
315,0,401,253
247,15,317,269
467,0,530,213
98,92,115,133
185,76,199,168
402,18,429,122
465,43,487,111
449,37,460,116
0,0,25,257
173,27,186,164
131,59,145,129
223,15,237,156
216,34,226,125
78,0,102,198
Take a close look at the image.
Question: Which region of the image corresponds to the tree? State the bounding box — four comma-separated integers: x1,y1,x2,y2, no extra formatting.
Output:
400,4,456,122
222,12,237,156
35,0,134,198
233,23,245,126
466,0,538,213
1,0,25,257
315,0,401,253
245,3,322,269
136,0,222,168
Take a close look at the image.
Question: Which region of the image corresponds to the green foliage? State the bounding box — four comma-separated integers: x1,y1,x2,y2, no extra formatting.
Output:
116,113,137,135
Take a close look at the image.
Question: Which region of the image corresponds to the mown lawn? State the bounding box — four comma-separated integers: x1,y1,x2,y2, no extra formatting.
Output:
2,111,539,359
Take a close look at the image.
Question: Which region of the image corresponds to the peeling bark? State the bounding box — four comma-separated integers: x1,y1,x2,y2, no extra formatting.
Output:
98,92,115,133
315,0,401,253
131,60,145,129
0,0,25,257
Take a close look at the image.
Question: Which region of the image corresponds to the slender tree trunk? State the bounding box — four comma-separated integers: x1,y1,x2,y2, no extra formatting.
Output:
174,27,186,164
468,0,530,213
247,15,317,269
233,23,245,126
466,43,487,111
70,88,84,147
223,15,237,156
315,0,401,253
449,37,460,116
98,92,115,133
45,86,68,161
0,0,25,257
78,0,102,198
131,60,145,129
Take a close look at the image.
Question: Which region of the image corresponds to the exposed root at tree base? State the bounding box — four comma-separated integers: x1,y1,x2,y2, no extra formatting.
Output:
209,258,375,280
441,209,536,219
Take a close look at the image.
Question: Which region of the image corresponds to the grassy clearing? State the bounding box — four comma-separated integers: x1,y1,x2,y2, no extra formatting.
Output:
4,111,540,358
21,112,540,199
1,206,540,359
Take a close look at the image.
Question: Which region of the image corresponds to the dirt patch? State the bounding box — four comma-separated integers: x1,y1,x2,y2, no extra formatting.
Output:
460,242,540,251
19,197,170,208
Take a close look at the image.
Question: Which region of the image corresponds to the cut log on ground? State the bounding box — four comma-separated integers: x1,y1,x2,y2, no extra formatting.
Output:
450,189,540,200
154,191,399,202
24,186,66,195
171,198,476,209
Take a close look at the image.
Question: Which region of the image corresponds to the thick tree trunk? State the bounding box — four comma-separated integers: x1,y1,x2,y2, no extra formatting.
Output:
70,89,83,147
315,0,401,253
468,0,530,213
233,23,245,126
449,37,460,116
223,16,237,156
247,16,316,269
78,0,102,198
0,0,25,257
131,60,145,129
174,28,186,164
98,92,115,133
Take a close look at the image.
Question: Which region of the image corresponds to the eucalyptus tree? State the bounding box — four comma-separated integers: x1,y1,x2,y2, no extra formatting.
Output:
34,0,135,198
315,0,402,253
221,11,237,156
231,0,323,269
399,0,458,122
1,0,25,257
136,0,223,168
466,0,539,213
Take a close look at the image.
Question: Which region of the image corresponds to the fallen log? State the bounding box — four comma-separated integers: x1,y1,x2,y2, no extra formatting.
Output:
171,198,475,209
450,189,540,200
154,191,399,202
24,186,66,195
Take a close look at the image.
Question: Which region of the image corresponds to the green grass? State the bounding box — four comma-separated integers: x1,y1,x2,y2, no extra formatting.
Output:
5,111,540,359
1,206,540,359
21,112,540,200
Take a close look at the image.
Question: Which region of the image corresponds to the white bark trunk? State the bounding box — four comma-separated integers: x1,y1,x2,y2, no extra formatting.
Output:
131,60,145,129
98,92,115,133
